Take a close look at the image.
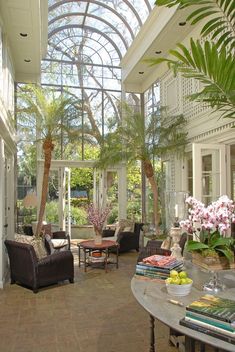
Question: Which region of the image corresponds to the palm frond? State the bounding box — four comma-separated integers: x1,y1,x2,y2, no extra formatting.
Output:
146,40,235,119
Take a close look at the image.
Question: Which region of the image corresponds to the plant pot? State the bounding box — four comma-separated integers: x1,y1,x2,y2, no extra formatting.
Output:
192,252,235,271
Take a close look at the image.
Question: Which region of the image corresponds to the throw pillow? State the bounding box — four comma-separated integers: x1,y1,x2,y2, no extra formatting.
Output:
119,219,134,232
160,236,172,250
14,234,47,259
122,226,132,232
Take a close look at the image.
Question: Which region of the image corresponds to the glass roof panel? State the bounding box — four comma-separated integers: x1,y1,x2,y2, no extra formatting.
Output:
47,0,154,65
40,0,154,158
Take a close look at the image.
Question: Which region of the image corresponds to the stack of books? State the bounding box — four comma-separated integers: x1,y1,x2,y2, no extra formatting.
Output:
135,254,184,281
180,294,235,344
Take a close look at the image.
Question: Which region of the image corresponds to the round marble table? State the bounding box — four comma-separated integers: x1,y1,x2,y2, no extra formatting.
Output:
131,261,235,352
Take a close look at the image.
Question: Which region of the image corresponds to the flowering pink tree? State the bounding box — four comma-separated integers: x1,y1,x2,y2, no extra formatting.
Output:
87,204,111,235
180,195,235,261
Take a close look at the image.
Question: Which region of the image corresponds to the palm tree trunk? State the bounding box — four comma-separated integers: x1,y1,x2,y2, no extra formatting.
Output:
35,138,54,237
143,159,159,234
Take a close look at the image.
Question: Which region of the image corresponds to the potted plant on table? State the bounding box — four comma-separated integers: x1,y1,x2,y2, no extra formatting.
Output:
87,204,111,245
180,195,235,270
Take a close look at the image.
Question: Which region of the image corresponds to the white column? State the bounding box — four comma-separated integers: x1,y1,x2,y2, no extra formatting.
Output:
58,167,65,230
118,164,127,220
0,138,4,288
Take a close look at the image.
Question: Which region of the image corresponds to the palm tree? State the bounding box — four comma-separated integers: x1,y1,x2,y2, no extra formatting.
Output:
18,85,79,237
96,105,187,233
146,0,235,119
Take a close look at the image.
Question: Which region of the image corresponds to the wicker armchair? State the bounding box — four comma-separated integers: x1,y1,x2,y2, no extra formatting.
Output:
137,233,187,262
117,223,143,253
5,240,74,293
44,230,71,255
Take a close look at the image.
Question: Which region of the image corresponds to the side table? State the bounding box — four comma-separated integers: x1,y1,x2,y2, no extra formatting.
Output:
78,239,119,273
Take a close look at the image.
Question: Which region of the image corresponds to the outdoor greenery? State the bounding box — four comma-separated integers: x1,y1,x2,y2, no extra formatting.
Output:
45,201,87,225
147,0,235,119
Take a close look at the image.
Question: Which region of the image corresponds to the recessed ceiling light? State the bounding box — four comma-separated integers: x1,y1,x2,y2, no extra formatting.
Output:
139,71,144,74
20,33,28,37
179,21,186,26
24,59,31,63
155,50,162,54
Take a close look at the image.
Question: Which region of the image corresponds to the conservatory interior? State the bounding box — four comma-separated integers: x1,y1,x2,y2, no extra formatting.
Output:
0,0,234,351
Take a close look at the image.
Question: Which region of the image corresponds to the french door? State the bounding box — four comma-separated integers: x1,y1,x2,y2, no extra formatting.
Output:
58,167,71,237
192,143,226,205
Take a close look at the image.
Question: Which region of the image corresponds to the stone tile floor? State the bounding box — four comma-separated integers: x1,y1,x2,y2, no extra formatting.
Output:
0,243,215,352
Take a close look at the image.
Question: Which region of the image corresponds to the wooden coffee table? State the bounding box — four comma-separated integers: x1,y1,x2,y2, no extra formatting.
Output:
77,240,119,273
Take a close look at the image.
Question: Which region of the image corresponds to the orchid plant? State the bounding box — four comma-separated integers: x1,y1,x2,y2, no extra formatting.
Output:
87,203,111,235
180,196,235,261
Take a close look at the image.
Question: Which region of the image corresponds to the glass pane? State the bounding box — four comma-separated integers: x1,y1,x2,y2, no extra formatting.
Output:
201,150,220,204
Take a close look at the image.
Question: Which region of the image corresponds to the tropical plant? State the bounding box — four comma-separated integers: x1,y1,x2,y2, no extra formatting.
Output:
96,104,187,234
180,195,235,261
17,84,79,237
146,0,235,119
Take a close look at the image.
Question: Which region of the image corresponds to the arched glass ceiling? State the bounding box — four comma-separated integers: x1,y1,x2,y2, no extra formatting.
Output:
39,0,154,160
47,0,154,65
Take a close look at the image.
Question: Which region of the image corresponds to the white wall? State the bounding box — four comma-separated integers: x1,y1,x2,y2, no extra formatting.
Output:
0,18,17,288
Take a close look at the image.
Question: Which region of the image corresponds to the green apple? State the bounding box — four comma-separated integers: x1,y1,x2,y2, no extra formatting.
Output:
171,277,181,285
179,271,187,279
180,278,188,285
185,278,193,284
165,278,172,284
170,270,179,278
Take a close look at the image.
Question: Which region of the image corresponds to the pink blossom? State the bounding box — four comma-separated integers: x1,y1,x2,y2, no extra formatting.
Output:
180,195,235,237
87,203,111,232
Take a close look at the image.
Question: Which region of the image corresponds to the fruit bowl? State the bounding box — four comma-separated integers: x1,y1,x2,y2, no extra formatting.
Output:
166,281,193,296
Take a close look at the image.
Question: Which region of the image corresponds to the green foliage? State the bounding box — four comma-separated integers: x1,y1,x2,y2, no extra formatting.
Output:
45,202,59,224
187,230,235,262
17,85,80,146
96,105,187,169
107,206,118,224
151,0,235,119
70,206,87,225
127,201,142,222
96,104,187,230
71,168,93,192
71,198,89,207
45,201,88,225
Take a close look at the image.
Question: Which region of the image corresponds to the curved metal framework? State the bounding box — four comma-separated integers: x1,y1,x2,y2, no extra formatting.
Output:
41,0,154,160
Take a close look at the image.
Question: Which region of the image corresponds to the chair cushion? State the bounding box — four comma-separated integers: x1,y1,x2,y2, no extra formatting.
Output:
51,239,68,249
14,234,47,259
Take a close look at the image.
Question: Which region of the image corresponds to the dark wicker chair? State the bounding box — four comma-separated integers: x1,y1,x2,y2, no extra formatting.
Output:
117,223,143,253
5,240,74,293
44,230,71,255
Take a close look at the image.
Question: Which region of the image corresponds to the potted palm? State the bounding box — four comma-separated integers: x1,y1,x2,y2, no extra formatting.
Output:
18,84,78,237
96,104,187,235
180,195,235,270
